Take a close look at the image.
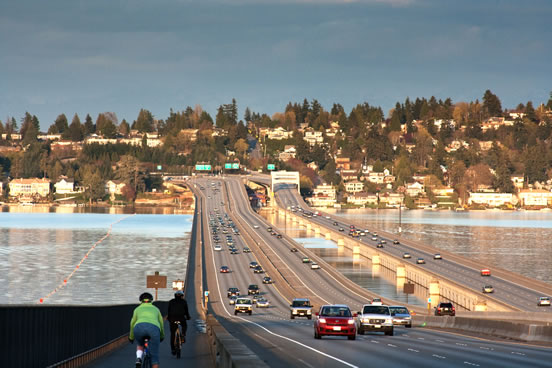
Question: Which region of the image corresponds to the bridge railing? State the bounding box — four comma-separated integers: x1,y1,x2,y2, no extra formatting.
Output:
1,301,168,368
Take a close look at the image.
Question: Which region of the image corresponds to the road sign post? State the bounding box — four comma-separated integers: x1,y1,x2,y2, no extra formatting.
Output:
146,271,167,301
427,297,432,314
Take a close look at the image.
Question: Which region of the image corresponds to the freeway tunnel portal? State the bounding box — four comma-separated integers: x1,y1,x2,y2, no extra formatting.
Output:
271,171,300,193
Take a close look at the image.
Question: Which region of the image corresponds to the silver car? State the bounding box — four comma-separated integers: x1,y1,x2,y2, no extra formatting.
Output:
256,298,270,308
389,306,412,328
356,305,394,335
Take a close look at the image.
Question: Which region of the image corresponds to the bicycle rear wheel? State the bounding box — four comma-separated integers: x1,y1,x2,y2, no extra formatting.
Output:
175,330,182,359
142,353,152,368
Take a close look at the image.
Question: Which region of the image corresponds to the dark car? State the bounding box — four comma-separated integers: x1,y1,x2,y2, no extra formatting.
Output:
248,284,260,295
290,247,298,252
376,242,384,248
262,276,273,284
253,265,264,274
227,287,240,297
314,304,356,340
435,302,455,316
249,261,259,268
220,266,230,273
243,247,251,253
393,239,400,244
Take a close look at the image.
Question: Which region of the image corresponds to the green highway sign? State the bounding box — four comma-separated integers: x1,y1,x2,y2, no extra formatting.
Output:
224,163,232,169
232,163,240,169
267,164,275,170
195,164,212,171
157,165,162,170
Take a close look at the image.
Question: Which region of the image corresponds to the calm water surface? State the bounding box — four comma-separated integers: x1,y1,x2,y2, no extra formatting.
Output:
326,209,552,283
0,210,192,305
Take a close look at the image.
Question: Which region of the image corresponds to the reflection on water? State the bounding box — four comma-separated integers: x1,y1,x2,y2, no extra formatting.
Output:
0,211,192,305
262,207,552,306
325,209,552,283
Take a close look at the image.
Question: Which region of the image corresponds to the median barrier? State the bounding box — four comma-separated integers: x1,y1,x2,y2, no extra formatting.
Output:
413,315,552,344
206,314,269,368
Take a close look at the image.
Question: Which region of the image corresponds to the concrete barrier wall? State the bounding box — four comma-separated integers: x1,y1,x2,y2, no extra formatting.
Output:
413,315,552,344
207,315,270,368
284,209,514,312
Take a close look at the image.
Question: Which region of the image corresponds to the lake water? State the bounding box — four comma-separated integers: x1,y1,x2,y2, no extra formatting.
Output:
0,210,192,305
325,208,552,284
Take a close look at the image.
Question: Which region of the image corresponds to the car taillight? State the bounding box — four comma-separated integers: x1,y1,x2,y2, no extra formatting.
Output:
437,307,441,311
319,318,326,323
452,307,455,311
348,319,355,325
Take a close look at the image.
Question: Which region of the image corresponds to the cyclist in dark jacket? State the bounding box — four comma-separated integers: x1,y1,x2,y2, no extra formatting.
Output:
168,290,191,355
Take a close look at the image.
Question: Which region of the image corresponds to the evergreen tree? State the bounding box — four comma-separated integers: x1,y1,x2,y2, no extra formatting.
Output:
84,114,95,136
482,89,502,117
134,109,154,132
67,114,83,141
525,101,537,122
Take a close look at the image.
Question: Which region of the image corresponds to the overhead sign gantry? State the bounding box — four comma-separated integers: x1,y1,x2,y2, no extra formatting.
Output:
270,170,300,193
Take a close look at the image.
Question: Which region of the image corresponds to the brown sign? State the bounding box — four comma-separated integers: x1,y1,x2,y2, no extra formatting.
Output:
403,283,415,294
146,272,167,289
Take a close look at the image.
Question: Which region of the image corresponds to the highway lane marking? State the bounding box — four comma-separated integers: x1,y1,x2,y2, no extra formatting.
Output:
435,339,444,343
207,183,360,368
388,344,397,348
456,343,468,346
479,346,493,350
407,348,418,352
463,362,480,366
370,340,379,344
432,354,446,359
297,358,315,368
417,337,425,340
511,352,526,356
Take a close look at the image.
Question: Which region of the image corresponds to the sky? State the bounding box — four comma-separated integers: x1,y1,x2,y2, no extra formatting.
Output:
1,0,551,130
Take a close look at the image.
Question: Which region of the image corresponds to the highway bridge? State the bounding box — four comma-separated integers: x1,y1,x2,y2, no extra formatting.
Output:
8,174,552,367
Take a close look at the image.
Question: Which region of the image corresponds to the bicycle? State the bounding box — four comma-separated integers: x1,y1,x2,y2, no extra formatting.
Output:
173,321,183,359
140,336,153,368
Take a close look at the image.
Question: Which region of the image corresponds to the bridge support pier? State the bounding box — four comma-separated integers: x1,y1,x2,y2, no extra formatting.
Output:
396,264,406,278
315,227,321,235
429,279,440,308
325,233,331,240
372,254,380,265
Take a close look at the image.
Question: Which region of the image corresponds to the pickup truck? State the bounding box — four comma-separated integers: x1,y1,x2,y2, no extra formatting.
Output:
356,304,394,336
234,298,253,315
290,298,313,319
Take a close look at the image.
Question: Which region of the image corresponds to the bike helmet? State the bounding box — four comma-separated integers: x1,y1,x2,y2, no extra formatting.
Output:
139,292,154,303
175,290,184,298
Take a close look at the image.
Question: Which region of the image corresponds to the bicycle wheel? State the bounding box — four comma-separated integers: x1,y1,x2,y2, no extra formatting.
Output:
174,329,182,359
142,353,152,368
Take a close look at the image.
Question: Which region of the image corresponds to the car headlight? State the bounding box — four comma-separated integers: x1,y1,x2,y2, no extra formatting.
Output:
319,318,326,323
386,319,392,324
404,316,411,320
363,318,370,323
292,310,297,314
307,310,312,314
348,319,355,325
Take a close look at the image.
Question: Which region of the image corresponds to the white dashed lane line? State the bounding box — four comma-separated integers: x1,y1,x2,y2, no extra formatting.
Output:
456,343,468,346
407,348,419,352
464,362,480,367
387,344,397,348
432,354,446,359
479,346,493,351
511,352,526,356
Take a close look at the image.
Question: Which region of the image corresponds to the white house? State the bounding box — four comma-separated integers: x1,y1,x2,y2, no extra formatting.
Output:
347,192,378,206
105,180,127,195
345,180,364,194
517,189,552,207
54,179,75,194
303,130,324,146
406,182,425,197
468,192,515,207
308,184,337,207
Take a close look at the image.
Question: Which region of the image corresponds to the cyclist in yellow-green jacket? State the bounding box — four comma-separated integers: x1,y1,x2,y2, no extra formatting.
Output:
129,292,165,368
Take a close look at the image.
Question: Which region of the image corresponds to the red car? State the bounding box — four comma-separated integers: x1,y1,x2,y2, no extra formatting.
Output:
480,269,491,276
314,305,356,340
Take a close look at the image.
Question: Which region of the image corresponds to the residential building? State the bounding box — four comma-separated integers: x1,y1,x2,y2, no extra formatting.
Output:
308,184,337,207
335,157,351,170
278,145,296,161
468,192,515,207
54,178,75,194
405,182,424,197
481,117,515,131
366,172,385,184
378,192,403,207
105,180,126,195
340,169,358,182
433,119,456,131
307,162,319,171
260,127,292,140
9,178,50,199
38,134,62,141
517,189,552,207
303,130,324,146
347,192,378,206
345,180,364,194
432,187,455,197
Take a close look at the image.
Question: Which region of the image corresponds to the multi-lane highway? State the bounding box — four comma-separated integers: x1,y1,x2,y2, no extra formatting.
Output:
191,176,552,368
271,182,552,313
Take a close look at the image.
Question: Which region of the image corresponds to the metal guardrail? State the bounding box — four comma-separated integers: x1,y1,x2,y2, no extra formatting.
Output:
0,302,164,368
